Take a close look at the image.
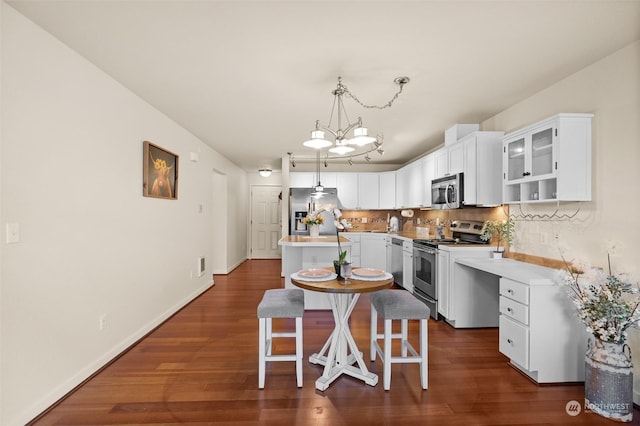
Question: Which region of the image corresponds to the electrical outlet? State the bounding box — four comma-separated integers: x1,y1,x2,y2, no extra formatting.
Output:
99,314,107,331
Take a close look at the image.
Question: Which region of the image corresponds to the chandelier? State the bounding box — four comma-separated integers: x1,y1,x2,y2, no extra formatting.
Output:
302,76,409,160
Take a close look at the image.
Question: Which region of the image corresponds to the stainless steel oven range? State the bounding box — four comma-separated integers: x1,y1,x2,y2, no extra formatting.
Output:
412,220,487,320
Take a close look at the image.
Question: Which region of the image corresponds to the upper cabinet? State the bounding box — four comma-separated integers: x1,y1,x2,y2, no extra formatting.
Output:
462,131,504,206
379,171,396,210
434,143,463,179
357,173,380,210
289,171,336,188
289,172,315,188
422,153,435,207
396,160,428,209
336,173,359,209
502,113,593,204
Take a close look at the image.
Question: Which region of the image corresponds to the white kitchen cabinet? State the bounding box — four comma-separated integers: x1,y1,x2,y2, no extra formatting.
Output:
407,159,426,208
290,172,337,189
448,143,464,175
379,171,396,209
360,233,387,270
499,276,585,382
436,249,449,318
434,142,463,179
336,173,358,209
318,172,337,189
385,235,393,272
434,149,448,179
461,131,504,206
396,160,426,209
395,165,409,208
358,173,379,209
502,113,593,204
290,172,315,188
422,153,435,207
453,257,587,383
402,240,414,292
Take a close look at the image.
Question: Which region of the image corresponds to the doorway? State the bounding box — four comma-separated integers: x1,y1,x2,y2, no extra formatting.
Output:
250,185,282,259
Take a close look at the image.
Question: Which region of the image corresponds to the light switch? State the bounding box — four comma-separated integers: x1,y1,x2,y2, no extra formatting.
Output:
6,223,19,244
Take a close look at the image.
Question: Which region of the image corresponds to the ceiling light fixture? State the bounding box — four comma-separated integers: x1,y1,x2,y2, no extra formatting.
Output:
303,76,409,157
258,166,272,177
312,151,324,196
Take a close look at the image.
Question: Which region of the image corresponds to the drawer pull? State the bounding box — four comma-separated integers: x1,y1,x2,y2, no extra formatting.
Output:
507,338,514,345
507,289,514,294
507,307,513,313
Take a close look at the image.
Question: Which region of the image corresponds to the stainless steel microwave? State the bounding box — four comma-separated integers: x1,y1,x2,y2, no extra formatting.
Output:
431,173,463,209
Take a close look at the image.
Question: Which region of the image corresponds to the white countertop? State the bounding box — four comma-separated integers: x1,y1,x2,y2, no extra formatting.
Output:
455,257,560,286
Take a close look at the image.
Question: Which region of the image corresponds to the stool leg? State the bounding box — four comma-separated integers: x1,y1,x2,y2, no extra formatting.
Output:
383,318,392,390
370,305,378,361
295,317,303,387
258,317,266,389
401,319,408,357
266,317,273,356
420,318,428,389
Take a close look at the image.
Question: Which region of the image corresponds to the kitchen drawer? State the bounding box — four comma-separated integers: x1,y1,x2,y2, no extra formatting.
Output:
499,278,529,305
499,295,529,325
499,315,529,369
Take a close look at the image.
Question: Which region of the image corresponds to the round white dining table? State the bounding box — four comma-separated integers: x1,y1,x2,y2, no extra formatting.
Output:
291,270,393,391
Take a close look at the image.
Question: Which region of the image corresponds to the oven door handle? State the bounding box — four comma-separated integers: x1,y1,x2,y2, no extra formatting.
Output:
413,246,437,255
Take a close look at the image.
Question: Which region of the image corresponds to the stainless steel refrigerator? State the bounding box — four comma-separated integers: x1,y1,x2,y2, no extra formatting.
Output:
289,188,338,236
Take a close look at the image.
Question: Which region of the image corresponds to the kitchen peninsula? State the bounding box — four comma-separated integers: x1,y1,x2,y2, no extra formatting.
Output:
279,235,353,309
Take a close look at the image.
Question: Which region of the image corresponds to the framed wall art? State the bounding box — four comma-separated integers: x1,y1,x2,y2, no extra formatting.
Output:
143,141,179,200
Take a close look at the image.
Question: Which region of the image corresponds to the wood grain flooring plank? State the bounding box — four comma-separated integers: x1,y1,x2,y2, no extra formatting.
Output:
29,259,638,425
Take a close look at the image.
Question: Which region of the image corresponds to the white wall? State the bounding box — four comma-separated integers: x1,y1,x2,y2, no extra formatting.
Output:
0,4,246,425
482,40,640,403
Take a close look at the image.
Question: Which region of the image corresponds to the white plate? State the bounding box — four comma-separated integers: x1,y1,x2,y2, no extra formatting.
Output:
298,268,331,278
352,268,385,278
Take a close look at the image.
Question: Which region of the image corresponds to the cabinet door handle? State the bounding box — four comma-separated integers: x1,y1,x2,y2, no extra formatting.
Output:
522,172,531,177
507,338,514,345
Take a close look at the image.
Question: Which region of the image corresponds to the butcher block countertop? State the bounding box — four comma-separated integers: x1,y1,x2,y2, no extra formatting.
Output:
278,235,353,246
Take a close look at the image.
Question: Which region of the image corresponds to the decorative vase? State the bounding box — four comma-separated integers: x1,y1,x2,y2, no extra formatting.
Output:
309,224,320,238
333,261,342,278
584,336,633,422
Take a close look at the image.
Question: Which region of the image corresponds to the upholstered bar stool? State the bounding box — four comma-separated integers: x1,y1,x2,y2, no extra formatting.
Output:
257,288,304,389
370,289,430,390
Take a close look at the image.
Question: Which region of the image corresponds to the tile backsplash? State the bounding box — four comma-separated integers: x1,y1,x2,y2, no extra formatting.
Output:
341,206,509,237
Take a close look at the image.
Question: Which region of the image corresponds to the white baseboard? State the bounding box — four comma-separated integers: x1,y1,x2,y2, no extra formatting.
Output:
14,280,214,426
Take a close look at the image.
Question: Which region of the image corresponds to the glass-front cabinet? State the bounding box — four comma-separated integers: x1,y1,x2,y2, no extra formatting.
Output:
502,113,593,204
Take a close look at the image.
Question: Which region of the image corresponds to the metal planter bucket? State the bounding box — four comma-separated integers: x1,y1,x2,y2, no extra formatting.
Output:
585,336,633,422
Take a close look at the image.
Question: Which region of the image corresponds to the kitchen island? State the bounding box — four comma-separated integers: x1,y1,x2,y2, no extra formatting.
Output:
279,235,353,309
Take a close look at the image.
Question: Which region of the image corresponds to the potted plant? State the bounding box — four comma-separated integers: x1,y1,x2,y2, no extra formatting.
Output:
332,209,352,277
556,255,639,422
480,218,515,258
302,210,325,237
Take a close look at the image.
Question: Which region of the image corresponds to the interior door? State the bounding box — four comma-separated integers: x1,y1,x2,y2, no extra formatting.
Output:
251,185,282,259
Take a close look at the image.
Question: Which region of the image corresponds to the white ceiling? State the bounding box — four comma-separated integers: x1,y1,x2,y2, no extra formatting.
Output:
7,0,640,172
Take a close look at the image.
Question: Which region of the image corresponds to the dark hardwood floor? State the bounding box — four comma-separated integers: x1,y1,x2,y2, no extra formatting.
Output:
31,259,637,425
